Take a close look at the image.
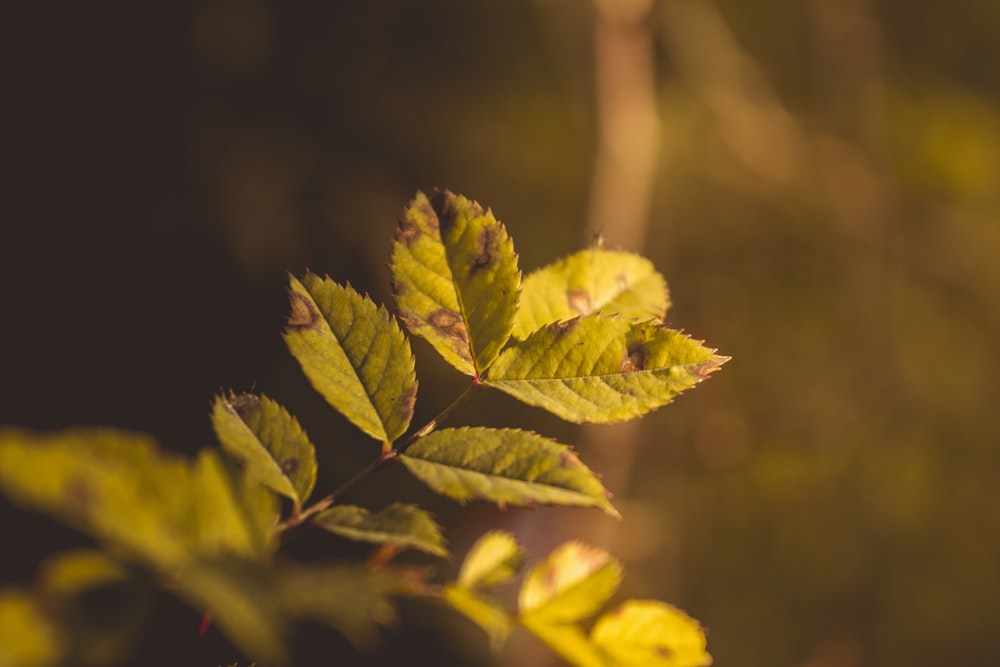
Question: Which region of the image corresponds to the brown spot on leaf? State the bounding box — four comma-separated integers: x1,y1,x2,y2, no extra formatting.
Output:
228,393,261,419
396,217,421,247
550,319,579,337
64,477,95,520
430,190,460,232
560,449,584,469
428,308,472,360
567,289,592,315
655,645,674,658
395,382,418,420
281,458,298,476
620,343,648,372
287,290,320,329
471,226,499,271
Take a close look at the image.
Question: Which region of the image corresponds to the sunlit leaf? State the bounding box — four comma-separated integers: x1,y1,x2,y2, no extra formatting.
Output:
313,503,448,558
285,273,417,446
514,249,669,340
0,590,63,667
519,542,622,625
442,584,513,653
485,317,727,423
0,429,276,570
390,190,520,376
212,392,317,512
517,618,607,667
457,530,524,589
399,427,618,517
591,600,712,667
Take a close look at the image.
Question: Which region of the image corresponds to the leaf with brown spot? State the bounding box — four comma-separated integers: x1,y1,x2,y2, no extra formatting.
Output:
590,600,712,666
212,392,318,512
399,427,618,517
519,542,622,625
514,249,669,340
284,273,418,446
484,317,728,424
390,190,520,376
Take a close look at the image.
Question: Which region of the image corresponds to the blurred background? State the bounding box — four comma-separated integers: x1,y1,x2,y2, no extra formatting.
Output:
4,1,1000,665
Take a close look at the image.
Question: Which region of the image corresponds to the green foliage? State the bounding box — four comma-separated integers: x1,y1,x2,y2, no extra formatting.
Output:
0,190,724,666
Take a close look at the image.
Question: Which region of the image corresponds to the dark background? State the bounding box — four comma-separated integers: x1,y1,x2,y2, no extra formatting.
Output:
4,2,1000,666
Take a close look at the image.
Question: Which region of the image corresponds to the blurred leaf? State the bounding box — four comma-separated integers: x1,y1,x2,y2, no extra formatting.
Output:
285,273,417,446
212,392,317,512
390,189,520,376
485,317,726,423
38,551,149,667
278,562,410,649
519,542,622,625
399,427,618,516
176,559,288,664
0,590,63,667
514,249,669,340
0,429,276,570
178,558,412,662
313,502,448,558
442,584,513,653
37,549,129,596
456,530,524,589
517,618,607,667
591,600,712,667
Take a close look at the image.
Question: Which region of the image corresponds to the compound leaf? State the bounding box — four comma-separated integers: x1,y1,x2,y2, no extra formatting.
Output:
456,530,524,590
514,249,669,340
398,427,618,517
390,190,520,377
313,503,448,558
0,429,276,571
285,273,417,446
442,585,513,653
591,600,712,667
212,392,317,512
518,542,622,625
484,317,727,423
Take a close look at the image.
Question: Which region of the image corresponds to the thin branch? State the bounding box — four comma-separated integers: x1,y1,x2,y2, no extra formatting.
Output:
277,380,482,534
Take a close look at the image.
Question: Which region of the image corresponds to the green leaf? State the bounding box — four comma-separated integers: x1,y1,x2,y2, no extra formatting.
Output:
456,530,524,589
398,427,618,517
212,392,317,512
591,600,712,667
517,619,607,667
514,249,669,340
0,429,276,571
519,542,622,625
442,584,513,653
0,590,63,667
484,317,727,423
285,273,417,445
313,503,448,558
390,190,520,376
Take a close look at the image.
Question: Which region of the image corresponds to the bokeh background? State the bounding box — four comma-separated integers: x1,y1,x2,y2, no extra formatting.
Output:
4,1,1000,665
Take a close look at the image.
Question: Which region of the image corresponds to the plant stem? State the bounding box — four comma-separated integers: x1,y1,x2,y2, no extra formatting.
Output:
277,381,481,534
395,382,480,455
